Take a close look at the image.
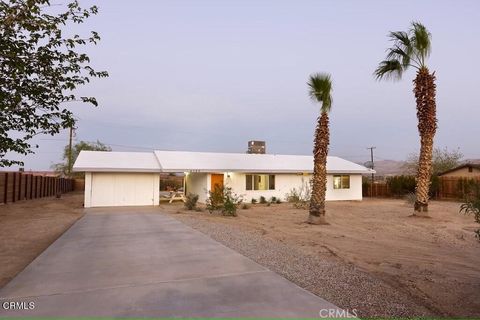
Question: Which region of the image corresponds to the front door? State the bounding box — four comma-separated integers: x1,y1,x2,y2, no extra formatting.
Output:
210,174,224,190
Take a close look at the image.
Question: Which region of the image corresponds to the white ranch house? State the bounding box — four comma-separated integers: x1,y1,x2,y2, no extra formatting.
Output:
73,150,374,208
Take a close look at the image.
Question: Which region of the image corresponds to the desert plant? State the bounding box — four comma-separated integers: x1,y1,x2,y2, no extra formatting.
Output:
251,198,257,204
286,179,311,209
259,196,267,204
184,193,199,210
276,198,281,204
460,197,480,241
266,202,271,207
270,196,277,203
375,22,437,215
206,185,225,212
221,187,242,216
241,203,249,210
206,185,242,216
307,73,332,224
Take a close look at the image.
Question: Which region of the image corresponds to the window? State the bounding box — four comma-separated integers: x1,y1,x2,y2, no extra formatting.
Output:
246,174,275,190
333,175,350,189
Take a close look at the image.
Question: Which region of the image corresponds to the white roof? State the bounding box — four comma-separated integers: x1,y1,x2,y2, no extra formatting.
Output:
73,151,160,172
74,150,373,174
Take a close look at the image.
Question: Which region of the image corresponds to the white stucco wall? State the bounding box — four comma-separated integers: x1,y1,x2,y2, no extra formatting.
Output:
185,172,363,203
224,172,308,202
84,172,92,207
185,173,209,203
326,174,363,201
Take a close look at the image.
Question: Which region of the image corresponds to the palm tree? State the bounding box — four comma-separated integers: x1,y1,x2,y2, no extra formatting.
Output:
375,22,437,216
307,73,332,224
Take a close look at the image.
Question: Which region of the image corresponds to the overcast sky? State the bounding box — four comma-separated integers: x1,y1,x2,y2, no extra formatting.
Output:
9,0,480,170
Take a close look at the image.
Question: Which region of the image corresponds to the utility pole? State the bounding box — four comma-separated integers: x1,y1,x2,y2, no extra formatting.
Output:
366,146,376,185
67,126,74,177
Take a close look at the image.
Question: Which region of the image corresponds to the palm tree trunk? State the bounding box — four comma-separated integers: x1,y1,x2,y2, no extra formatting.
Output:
309,112,329,224
413,67,437,215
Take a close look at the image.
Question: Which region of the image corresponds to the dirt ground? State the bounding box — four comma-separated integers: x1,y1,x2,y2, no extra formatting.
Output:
161,199,480,317
0,192,84,288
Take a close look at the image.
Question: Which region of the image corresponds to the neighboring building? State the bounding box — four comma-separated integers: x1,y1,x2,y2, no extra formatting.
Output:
247,140,266,154
439,164,480,178
73,150,374,208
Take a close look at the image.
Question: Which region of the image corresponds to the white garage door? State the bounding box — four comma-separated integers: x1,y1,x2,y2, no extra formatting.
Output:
90,173,157,207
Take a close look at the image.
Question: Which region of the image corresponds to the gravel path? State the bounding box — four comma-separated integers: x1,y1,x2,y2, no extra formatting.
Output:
170,214,436,318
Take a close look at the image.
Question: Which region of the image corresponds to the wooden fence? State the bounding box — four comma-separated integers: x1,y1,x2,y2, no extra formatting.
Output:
438,177,480,200
0,172,75,204
363,176,480,200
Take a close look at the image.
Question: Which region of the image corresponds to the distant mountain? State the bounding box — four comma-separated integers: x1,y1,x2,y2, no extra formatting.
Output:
362,160,407,176
363,158,480,176
463,159,480,165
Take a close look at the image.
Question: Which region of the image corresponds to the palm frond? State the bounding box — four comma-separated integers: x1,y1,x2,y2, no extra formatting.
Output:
386,45,411,68
389,31,412,52
375,22,432,79
307,73,332,113
410,21,431,65
374,60,403,80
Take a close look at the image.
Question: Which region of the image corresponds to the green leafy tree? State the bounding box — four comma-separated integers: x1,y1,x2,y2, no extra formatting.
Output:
375,22,437,215
52,140,111,176
307,73,332,225
0,0,108,167
403,147,464,176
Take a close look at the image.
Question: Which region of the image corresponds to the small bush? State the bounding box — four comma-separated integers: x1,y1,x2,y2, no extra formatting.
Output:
241,203,249,210
386,175,416,197
184,193,199,210
270,196,277,203
460,197,480,241
276,198,281,204
259,196,267,204
206,185,242,216
266,202,271,207
251,198,257,204
206,185,224,212
285,178,311,209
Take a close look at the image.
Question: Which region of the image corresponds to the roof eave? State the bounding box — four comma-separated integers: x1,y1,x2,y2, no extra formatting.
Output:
73,167,161,173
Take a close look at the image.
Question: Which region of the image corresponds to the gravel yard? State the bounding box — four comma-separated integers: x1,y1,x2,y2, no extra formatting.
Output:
162,199,480,318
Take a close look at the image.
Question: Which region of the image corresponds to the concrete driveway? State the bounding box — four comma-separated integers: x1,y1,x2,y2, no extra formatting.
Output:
0,208,340,317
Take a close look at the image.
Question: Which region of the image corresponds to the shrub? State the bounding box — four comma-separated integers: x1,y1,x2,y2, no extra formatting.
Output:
206,185,242,216
241,203,249,210
259,196,267,204
266,202,271,207
251,198,257,204
276,198,281,204
285,178,311,209
270,196,277,203
184,193,199,210
221,188,242,216
386,175,416,197
160,178,182,191
206,185,224,212
460,195,480,241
